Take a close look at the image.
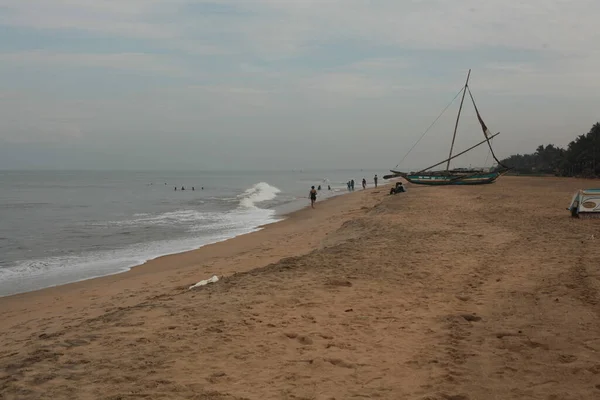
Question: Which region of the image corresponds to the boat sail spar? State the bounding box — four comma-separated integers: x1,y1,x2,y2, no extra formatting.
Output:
384,69,511,185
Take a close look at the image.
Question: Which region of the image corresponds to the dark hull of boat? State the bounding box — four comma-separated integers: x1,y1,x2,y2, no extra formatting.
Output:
387,171,500,185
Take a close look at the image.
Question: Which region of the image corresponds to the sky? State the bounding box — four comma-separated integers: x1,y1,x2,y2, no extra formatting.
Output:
0,0,599,171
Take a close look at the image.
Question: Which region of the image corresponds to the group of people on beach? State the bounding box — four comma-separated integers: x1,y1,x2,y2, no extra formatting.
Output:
310,174,383,208
347,175,378,191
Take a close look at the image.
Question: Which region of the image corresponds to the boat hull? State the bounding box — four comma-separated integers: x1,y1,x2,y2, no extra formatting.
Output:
390,171,500,185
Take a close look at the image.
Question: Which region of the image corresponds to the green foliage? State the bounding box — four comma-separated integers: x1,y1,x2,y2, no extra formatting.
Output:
498,122,600,177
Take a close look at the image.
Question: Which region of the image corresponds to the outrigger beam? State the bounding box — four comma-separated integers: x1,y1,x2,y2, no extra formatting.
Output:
416,132,500,174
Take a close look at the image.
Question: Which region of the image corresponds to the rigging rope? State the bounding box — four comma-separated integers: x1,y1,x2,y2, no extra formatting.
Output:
393,86,465,169
466,87,511,170
484,137,493,167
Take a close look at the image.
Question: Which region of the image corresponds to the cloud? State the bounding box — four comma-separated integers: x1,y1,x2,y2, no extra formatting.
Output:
301,72,393,100
156,0,597,64
475,51,600,96
0,91,88,143
1,1,599,68
344,58,410,72
0,0,181,39
0,0,599,166
1,0,596,55
0,0,224,56
0,50,190,75
2,0,597,92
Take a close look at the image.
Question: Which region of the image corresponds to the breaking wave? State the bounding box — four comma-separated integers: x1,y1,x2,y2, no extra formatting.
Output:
238,182,281,209
0,181,286,297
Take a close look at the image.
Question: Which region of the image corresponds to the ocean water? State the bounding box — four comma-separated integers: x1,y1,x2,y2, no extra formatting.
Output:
0,169,382,297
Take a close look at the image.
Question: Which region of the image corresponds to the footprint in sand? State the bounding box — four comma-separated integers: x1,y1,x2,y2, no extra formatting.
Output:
325,358,354,368
460,314,482,322
558,354,577,364
284,332,313,345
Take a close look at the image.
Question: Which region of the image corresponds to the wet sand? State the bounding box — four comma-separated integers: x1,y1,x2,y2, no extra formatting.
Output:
1,176,600,399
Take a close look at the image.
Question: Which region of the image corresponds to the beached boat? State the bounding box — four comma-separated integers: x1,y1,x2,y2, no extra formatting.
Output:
567,189,600,218
384,69,511,185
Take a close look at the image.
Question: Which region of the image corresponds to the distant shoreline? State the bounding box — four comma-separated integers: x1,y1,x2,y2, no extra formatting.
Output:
0,170,387,297
0,183,376,299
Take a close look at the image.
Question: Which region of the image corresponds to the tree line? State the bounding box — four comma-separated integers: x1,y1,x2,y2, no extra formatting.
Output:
498,122,600,177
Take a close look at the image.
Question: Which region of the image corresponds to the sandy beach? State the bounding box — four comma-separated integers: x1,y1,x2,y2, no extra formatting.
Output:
2,176,600,399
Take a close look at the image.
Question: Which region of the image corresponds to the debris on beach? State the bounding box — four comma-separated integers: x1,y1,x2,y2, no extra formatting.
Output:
188,275,219,290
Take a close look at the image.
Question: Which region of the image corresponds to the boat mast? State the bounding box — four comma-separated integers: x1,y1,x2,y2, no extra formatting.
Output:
446,69,471,171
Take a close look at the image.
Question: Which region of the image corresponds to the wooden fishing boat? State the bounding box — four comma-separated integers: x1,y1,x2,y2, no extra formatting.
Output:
384,69,511,185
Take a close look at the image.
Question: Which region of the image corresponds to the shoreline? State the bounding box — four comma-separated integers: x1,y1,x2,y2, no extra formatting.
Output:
0,185,382,305
0,185,360,299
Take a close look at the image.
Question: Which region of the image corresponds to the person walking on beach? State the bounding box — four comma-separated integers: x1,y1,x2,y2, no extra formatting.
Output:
374,174,378,188
362,178,367,189
351,179,355,191
309,186,318,208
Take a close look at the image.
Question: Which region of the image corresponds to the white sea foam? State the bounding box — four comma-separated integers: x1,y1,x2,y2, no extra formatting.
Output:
0,181,285,297
238,182,281,209
97,209,213,227
0,211,281,297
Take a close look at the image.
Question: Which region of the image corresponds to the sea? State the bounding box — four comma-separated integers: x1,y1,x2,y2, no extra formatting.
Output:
0,169,382,297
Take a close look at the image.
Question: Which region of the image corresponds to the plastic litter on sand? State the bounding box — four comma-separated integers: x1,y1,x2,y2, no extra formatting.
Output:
189,275,219,290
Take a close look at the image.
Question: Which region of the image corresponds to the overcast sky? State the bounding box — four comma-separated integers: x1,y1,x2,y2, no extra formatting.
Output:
1,0,599,170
